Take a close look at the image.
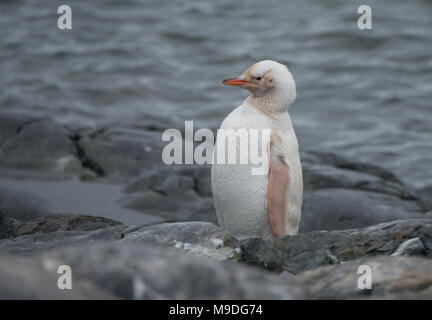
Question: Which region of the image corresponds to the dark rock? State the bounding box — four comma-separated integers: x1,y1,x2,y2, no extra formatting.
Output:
303,161,416,199
418,185,432,212
122,165,216,223
193,165,213,197
121,221,241,261
0,227,126,256
0,253,117,299
0,112,35,146
0,113,164,182
300,150,426,232
0,214,126,255
32,242,304,299
0,211,18,240
14,214,124,236
300,189,424,232
302,151,403,185
240,219,432,274
77,126,162,180
0,113,81,175
299,256,432,299
0,187,53,221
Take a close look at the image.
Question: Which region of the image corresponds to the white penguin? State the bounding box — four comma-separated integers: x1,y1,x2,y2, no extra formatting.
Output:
211,60,303,240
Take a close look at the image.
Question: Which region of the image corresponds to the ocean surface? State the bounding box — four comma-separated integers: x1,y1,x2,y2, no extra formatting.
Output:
1,0,431,189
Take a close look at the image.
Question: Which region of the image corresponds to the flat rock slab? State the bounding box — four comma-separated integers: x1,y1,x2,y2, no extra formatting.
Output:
0,227,126,256
14,214,124,236
0,253,117,299
4,242,304,299
0,214,126,255
299,256,432,299
121,221,241,261
2,239,431,299
241,219,432,273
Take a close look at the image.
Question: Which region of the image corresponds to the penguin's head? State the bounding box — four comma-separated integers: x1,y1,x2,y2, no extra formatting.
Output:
222,60,297,110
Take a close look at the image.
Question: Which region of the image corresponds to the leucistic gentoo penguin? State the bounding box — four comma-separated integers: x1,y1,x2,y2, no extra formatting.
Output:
211,60,303,240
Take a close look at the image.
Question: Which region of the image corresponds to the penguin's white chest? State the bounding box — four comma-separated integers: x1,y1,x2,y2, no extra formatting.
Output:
212,151,270,239
211,104,301,240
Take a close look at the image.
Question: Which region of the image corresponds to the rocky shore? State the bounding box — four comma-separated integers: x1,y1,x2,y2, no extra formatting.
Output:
0,111,431,299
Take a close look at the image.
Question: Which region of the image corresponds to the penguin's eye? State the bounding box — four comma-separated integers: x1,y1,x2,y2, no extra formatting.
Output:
255,76,262,81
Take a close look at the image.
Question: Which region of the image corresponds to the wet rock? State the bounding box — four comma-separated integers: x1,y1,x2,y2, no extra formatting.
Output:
33,242,303,299
0,227,126,256
122,165,216,223
0,253,117,299
302,151,403,186
240,219,432,274
77,126,162,180
0,114,163,182
418,185,432,212
14,214,124,236
390,237,427,257
0,113,81,175
0,187,52,221
0,214,126,255
0,211,18,240
303,162,416,199
300,150,425,232
299,189,424,232
0,112,35,146
299,256,432,299
121,221,241,261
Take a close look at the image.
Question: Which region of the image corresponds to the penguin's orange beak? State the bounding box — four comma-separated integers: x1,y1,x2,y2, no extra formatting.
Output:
222,78,250,86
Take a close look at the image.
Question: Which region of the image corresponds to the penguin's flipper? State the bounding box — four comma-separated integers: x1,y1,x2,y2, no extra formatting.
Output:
268,155,290,237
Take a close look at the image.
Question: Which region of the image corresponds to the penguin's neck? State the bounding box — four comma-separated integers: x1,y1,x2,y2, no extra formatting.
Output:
245,89,291,119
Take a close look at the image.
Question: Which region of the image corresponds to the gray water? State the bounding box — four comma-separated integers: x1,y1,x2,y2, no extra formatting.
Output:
1,0,431,188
